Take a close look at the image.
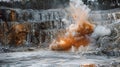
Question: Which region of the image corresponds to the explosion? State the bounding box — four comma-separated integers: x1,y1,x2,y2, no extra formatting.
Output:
49,0,95,51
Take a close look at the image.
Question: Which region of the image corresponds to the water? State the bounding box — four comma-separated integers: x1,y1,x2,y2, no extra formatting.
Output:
0,50,119,67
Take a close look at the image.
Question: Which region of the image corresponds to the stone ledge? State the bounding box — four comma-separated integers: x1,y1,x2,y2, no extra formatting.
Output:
89,8,120,25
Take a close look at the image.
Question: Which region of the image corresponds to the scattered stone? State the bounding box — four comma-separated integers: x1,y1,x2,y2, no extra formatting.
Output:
27,47,35,51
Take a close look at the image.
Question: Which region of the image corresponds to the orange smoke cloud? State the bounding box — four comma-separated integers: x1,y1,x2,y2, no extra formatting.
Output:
49,1,94,51
49,22,94,51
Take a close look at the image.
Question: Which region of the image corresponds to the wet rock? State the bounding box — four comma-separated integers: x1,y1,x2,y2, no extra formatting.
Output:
1,48,15,53
27,47,35,51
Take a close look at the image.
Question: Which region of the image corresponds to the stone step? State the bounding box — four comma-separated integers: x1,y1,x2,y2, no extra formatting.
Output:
89,9,120,25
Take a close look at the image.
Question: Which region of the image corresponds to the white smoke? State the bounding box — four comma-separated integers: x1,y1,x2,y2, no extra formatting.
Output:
70,0,90,15
91,25,111,39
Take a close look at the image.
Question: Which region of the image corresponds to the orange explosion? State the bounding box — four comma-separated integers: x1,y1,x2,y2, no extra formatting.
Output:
49,21,94,51
49,2,94,51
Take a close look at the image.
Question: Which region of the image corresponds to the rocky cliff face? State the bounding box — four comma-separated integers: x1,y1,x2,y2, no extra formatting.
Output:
0,0,69,9
0,8,68,46
0,7,120,57
89,9,120,57
82,0,120,10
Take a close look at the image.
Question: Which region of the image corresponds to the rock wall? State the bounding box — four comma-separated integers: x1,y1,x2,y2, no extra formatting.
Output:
89,8,120,56
89,8,120,25
83,0,120,10
0,8,69,47
0,0,69,9
0,7,120,56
